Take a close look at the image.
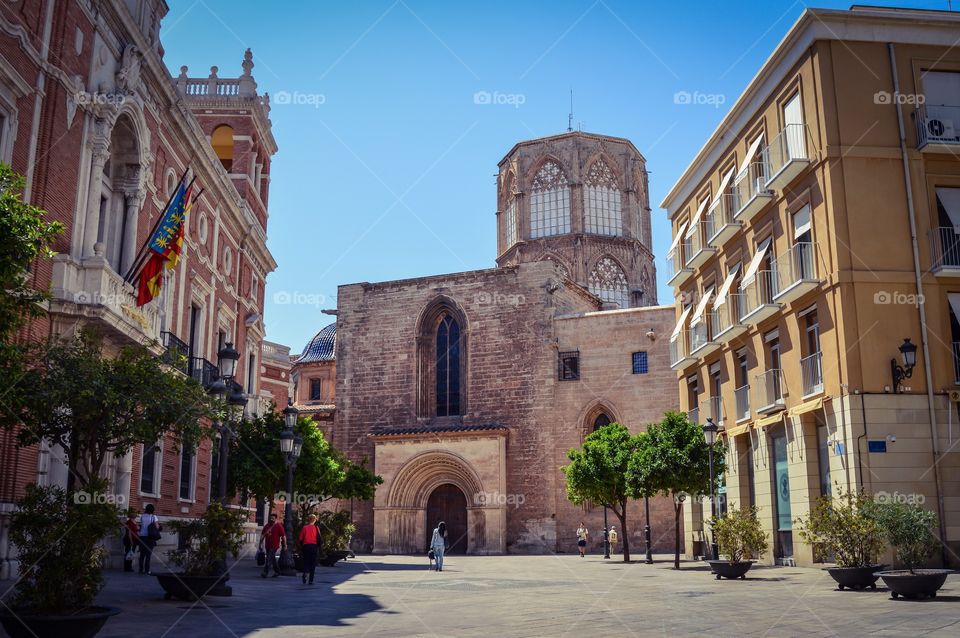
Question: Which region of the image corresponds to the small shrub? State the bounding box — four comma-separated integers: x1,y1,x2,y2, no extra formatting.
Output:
167,503,246,576
709,506,768,564
873,501,939,573
796,488,885,568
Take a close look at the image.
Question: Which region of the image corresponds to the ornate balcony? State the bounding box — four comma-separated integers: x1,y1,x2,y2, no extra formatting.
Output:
706,193,741,248
773,242,821,304
161,332,190,375
734,162,774,223
914,104,960,153
49,252,161,350
755,369,785,414
763,124,812,191
741,270,780,325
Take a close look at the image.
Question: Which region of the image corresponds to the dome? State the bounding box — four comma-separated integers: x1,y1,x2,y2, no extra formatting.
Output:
297,322,336,363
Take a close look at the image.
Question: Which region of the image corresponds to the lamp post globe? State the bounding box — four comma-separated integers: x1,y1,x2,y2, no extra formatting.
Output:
283,398,299,429
899,337,917,368
280,428,294,454
217,341,240,381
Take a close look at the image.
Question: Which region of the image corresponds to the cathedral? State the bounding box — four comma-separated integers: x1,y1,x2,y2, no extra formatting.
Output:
293,131,681,554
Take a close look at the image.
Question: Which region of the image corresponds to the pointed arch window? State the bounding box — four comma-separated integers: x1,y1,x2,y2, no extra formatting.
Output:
436,314,462,416
504,195,518,248
585,159,622,236
593,413,612,431
589,257,629,309
530,160,570,238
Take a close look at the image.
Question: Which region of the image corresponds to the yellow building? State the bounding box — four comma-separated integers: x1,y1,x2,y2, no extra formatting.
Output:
661,6,960,567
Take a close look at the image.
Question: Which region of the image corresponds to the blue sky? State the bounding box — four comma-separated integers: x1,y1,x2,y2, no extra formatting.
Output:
160,0,943,352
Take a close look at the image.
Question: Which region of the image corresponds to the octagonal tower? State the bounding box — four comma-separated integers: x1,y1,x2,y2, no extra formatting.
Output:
496,131,656,308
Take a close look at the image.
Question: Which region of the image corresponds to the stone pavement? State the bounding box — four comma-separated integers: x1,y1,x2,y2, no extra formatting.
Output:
34,554,960,637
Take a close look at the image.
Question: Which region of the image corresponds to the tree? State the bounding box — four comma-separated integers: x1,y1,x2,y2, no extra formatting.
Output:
562,422,641,562
0,162,63,344
627,411,725,569
0,332,217,491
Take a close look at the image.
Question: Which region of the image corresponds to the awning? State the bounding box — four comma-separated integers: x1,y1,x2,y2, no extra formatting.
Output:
668,221,689,254
935,187,960,230
714,265,741,307
685,199,710,237
724,422,752,437
793,204,811,239
741,238,772,286
949,292,960,321
710,169,736,208
670,306,692,341
690,288,714,326
755,412,785,429
788,396,823,417
737,135,765,177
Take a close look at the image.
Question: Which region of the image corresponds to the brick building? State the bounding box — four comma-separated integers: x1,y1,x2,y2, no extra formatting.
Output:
0,0,276,578
296,131,681,555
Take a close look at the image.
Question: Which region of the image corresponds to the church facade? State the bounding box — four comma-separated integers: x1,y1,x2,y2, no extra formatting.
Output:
297,132,682,555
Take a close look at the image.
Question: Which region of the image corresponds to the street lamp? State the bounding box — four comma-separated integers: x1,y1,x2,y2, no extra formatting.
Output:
643,495,653,564
702,417,720,561
218,342,240,382
891,337,917,393
217,385,246,505
278,399,301,575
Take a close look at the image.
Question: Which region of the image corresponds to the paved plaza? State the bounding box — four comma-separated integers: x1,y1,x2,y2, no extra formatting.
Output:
80,554,960,637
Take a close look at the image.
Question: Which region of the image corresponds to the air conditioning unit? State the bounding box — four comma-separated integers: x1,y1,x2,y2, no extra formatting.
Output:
925,117,957,142
948,389,960,403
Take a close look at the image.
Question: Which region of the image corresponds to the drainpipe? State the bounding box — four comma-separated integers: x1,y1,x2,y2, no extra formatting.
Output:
888,42,948,566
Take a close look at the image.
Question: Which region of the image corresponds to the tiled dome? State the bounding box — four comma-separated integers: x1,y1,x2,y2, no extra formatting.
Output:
298,322,336,363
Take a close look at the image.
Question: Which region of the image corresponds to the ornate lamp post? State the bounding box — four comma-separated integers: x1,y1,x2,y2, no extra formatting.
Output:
643,495,653,564
890,337,917,393
215,342,242,505
603,506,610,559
702,417,720,561
277,399,302,575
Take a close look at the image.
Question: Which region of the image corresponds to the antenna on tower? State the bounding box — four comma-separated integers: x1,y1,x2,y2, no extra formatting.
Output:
567,89,574,132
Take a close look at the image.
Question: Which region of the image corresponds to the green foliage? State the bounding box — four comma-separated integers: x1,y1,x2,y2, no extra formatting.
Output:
796,488,885,568
8,479,121,613
228,410,381,505
167,503,247,576
562,422,640,561
873,501,939,573
292,508,355,557
709,506,768,564
0,162,63,343
0,332,216,488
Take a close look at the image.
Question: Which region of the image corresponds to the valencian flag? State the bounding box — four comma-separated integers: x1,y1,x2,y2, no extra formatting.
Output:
136,178,195,306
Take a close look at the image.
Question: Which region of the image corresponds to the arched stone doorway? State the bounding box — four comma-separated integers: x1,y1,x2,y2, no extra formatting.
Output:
426,483,468,554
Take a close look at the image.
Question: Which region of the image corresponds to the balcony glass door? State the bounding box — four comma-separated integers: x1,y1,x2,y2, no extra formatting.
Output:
783,92,804,159
792,205,813,280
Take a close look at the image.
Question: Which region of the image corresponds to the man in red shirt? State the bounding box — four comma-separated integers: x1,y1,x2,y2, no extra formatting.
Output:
260,513,287,578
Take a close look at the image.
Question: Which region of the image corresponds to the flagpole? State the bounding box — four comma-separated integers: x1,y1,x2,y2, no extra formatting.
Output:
124,174,196,284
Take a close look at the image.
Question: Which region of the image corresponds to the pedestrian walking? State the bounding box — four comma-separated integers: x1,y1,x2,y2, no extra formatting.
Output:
608,526,618,554
138,503,162,575
122,510,139,572
430,521,447,572
298,513,322,585
259,513,286,578
576,521,588,557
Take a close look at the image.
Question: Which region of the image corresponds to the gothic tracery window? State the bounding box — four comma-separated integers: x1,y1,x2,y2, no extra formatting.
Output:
530,160,570,238
436,314,461,417
504,195,518,248
588,256,629,309
584,159,622,237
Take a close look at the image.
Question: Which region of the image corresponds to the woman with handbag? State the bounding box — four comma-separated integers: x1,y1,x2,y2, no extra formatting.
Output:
298,514,322,585
138,503,162,575
122,510,139,572
429,521,447,572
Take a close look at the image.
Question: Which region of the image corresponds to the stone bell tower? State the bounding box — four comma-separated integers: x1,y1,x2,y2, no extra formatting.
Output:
495,131,656,308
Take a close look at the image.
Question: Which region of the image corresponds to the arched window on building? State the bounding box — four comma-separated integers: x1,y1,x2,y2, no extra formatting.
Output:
99,114,141,274
588,256,629,309
584,158,622,236
530,160,570,238
592,413,612,431
436,314,462,417
212,124,234,171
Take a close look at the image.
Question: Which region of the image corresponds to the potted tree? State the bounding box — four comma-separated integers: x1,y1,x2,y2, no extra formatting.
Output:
0,481,121,638
796,488,887,590
157,503,247,601
875,501,951,599
706,506,768,580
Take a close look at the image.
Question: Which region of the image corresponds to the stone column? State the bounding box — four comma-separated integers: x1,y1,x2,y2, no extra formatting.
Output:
120,190,142,275
81,137,110,258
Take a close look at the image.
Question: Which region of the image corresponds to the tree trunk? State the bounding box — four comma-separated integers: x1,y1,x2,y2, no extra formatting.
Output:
674,501,682,570
614,505,629,562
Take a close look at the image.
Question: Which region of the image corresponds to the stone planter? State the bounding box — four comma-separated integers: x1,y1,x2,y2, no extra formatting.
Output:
0,606,120,638
154,573,223,601
877,569,951,599
826,565,886,590
706,560,755,580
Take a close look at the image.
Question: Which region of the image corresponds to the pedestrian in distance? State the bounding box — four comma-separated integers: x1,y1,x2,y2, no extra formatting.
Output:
608,526,618,554
576,521,588,557
298,513,323,585
122,510,139,572
430,521,447,572
138,503,162,575
260,513,286,578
